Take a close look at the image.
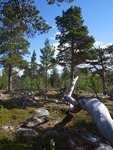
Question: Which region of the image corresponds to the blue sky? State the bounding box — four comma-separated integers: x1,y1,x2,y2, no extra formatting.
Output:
25,0,113,65
0,0,113,74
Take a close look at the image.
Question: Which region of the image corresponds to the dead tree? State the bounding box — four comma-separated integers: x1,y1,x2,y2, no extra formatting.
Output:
12,76,113,146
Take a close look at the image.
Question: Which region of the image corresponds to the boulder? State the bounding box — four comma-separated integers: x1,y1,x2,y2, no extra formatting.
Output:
35,108,49,116
1,125,14,131
98,143,113,150
17,128,37,137
26,116,42,123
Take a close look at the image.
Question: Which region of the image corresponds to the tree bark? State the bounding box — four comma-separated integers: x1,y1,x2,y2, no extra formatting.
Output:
46,64,48,92
8,64,12,92
100,73,107,95
71,40,75,81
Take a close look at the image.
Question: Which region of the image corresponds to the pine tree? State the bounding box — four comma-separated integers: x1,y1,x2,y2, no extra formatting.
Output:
88,45,113,95
31,50,38,77
47,0,74,6
50,66,61,88
40,38,55,92
61,66,70,90
0,67,8,90
0,3,30,92
55,6,95,81
0,0,51,37
0,0,75,36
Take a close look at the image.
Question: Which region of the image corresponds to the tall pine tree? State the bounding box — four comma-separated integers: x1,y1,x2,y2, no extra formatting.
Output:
31,50,37,77
0,0,51,37
40,38,55,92
87,45,113,95
0,3,30,92
55,6,95,81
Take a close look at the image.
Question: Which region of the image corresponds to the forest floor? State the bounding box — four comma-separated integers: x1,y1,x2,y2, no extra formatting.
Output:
0,90,113,150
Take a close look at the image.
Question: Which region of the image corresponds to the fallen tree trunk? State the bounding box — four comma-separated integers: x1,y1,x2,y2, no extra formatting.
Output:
12,76,113,146
65,77,113,146
78,98,113,146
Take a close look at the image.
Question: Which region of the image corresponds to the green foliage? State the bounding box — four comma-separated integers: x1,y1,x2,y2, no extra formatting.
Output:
47,0,74,6
40,38,55,91
0,68,8,89
0,0,51,37
76,71,103,93
49,66,61,88
0,3,30,68
87,69,103,93
88,46,113,93
31,50,37,77
40,38,55,69
50,139,55,150
61,66,70,90
0,3,30,91
105,71,113,90
0,105,4,112
55,6,95,80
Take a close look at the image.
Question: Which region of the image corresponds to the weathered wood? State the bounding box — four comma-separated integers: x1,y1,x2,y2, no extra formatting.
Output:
79,98,113,146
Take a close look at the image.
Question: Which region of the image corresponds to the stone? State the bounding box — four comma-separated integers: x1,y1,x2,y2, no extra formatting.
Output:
25,122,35,127
98,143,113,150
73,129,98,144
1,125,14,131
26,116,42,123
35,108,49,116
17,128,37,137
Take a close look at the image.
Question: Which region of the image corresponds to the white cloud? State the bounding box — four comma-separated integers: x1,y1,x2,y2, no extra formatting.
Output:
100,43,113,49
53,32,60,36
50,37,55,40
77,64,89,68
94,41,103,46
52,26,55,29
57,65,63,74
55,31,60,35
53,42,59,48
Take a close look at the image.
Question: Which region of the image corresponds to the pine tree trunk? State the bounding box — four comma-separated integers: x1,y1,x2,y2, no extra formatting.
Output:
8,64,12,92
71,40,75,82
100,73,107,95
46,66,48,92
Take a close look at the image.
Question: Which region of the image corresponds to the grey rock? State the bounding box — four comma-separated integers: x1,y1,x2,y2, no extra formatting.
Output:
26,116,42,123
1,125,14,131
35,108,49,116
18,128,37,137
73,129,98,144
98,143,113,150
25,122,35,127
